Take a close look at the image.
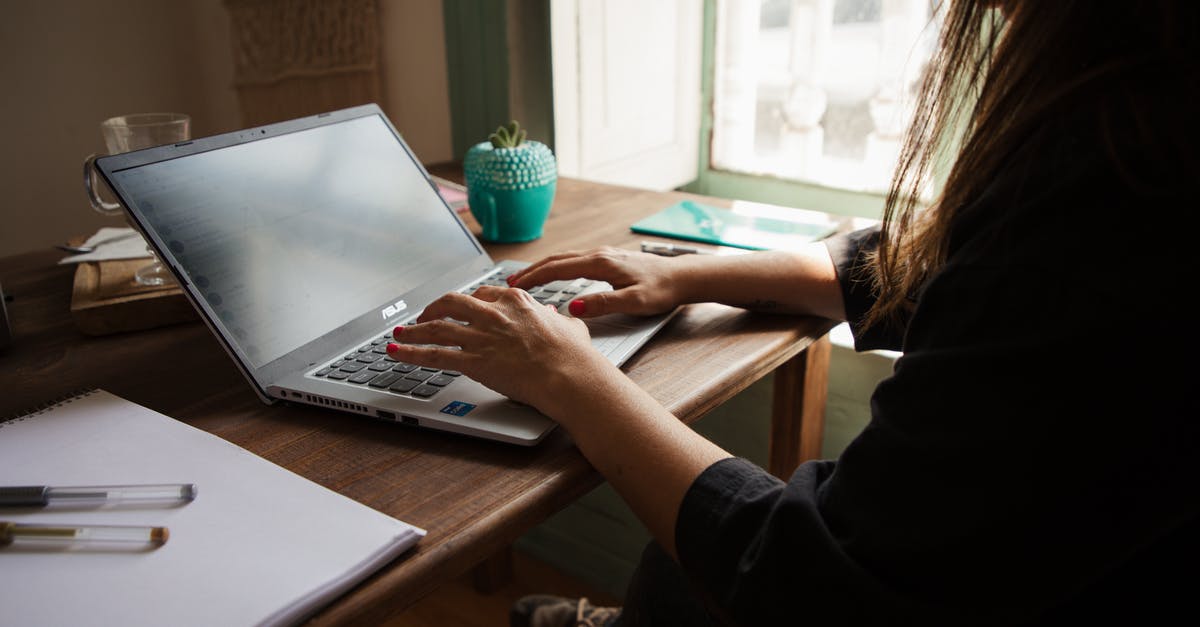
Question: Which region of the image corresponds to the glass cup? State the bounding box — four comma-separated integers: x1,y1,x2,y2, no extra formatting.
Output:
83,113,191,287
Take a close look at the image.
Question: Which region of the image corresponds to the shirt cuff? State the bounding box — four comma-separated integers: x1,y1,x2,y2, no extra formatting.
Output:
675,457,783,580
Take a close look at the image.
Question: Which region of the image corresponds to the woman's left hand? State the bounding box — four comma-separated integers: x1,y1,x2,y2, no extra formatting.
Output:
385,285,614,418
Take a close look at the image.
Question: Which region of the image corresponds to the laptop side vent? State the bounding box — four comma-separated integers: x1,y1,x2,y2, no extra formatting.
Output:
303,394,369,414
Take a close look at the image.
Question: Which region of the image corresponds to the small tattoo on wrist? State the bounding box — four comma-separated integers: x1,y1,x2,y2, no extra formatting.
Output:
741,299,781,311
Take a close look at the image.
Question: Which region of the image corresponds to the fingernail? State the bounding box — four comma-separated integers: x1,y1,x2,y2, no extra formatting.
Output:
506,274,518,286
569,299,586,316
393,325,403,338
386,342,400,354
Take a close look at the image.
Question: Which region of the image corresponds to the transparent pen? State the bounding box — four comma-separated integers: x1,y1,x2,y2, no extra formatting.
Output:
0,521,169,548
640,241,713,257
0,484,197,508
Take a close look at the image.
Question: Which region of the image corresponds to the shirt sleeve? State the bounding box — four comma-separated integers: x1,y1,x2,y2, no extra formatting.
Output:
824,226,906,352
676,457,944,624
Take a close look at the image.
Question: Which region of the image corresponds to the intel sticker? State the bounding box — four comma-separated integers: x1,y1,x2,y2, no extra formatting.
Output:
440,401,476,417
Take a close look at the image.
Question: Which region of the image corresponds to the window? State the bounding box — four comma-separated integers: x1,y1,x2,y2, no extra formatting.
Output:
711,0,939,194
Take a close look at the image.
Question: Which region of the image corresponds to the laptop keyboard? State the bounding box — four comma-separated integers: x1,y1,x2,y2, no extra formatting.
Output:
310,267,606,400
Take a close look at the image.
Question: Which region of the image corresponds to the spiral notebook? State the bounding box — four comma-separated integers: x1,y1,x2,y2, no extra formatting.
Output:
0,389,425,627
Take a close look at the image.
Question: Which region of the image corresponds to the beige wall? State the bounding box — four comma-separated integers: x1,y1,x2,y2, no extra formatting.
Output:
0,0,452,258
380,0,454,165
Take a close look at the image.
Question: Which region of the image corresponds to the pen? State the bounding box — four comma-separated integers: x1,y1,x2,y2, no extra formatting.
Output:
0,521,169,548
640,241,712,257
0,483,197,508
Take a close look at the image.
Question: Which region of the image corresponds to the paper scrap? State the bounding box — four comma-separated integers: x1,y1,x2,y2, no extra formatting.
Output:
57,227,153,265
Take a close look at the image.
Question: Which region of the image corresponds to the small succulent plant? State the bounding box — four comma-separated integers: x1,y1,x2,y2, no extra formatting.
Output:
463,120,558,243
488,120,528,148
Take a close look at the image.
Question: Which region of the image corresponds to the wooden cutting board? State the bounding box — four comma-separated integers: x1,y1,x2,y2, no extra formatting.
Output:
70,257,197,335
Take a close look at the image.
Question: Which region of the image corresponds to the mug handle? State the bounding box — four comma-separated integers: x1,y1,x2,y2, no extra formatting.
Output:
83,154,123,216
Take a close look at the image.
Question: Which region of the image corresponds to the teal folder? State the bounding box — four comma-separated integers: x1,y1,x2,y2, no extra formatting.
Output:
630,200,838,251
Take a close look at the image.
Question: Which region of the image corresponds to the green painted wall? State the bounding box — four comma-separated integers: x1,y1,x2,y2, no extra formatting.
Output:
443,0,511,160
442,0,555,160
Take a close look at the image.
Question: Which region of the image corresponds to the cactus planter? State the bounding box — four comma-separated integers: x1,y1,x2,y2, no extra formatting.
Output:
463,121,557,243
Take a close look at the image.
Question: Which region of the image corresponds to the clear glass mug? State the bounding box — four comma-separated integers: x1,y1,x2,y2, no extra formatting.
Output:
83,113,190,286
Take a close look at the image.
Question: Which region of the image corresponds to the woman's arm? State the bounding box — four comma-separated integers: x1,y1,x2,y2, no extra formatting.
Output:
385,287,732,557
540,349,733,559
506,242,847,321
387,240,852,554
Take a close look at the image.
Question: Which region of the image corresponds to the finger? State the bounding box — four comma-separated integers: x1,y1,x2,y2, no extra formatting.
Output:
393,318,485,347
507,249,601,287
468,284,508,303
505,252,580,286
511,255,620,290
567,287,659,318
565,291,612,318
414,291,496,324
475,285,548,313
386,342,470,373
507,250,590,279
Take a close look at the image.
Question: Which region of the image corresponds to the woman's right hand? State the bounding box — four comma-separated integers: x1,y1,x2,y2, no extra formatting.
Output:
506,246,693,318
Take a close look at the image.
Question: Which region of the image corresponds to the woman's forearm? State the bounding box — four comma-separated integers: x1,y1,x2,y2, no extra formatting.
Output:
671,243,846,320
540,357,732,560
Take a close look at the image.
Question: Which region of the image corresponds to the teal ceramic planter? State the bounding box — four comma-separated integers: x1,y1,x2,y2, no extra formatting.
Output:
463,140,557,243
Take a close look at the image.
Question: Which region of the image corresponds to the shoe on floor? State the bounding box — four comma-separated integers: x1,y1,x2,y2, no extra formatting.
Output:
509,595,621,627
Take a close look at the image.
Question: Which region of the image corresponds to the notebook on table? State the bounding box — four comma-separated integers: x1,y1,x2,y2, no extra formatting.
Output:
93,103,676,446
0,389,424,627
631,199,839,251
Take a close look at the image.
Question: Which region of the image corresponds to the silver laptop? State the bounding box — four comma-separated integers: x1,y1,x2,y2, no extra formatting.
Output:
94,103,676,446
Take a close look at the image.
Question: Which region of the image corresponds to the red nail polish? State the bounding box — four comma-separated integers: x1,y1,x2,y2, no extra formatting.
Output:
393,326,403,338
506,275,518,286
386,342,399,353
569,299,586,316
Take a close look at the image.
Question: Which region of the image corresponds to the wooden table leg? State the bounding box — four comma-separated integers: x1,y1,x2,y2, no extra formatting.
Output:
768,334,831,479
471,546,515,594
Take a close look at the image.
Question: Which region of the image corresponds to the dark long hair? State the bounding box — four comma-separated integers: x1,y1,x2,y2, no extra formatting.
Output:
863,0,1198,330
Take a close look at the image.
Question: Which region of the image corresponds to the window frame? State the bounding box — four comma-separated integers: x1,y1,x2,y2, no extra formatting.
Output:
682,0,894,220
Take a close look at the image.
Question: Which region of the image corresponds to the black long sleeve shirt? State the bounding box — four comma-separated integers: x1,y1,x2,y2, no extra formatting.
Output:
675,79,1199,625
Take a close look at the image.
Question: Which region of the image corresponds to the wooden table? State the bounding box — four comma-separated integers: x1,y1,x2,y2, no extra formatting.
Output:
0,177,838,625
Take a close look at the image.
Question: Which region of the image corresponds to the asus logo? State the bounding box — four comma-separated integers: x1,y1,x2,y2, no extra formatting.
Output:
381,300,408,320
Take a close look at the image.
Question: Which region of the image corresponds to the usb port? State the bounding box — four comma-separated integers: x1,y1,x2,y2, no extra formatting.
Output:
376,410,396,420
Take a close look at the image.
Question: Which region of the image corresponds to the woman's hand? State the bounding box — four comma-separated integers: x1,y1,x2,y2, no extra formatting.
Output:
390,280,734,559
506,246,691,318
385,285,617,418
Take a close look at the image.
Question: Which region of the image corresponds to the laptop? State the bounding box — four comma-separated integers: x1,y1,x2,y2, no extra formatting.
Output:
94,103,677,446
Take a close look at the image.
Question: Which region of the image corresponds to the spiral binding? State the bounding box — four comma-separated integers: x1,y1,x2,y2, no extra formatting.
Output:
2,388,98,428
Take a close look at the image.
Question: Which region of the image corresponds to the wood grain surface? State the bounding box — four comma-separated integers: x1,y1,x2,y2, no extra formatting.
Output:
69,256,195,335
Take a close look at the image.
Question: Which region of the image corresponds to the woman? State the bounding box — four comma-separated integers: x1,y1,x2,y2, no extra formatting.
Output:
388,1,1198,624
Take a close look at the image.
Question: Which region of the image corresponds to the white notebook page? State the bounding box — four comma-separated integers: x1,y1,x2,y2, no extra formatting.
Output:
0,389,424,627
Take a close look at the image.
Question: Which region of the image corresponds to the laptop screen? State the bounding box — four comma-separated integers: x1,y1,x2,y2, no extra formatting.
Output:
107,113,482,368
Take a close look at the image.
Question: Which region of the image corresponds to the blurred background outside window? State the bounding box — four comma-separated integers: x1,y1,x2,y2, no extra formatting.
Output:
712,0,940,193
